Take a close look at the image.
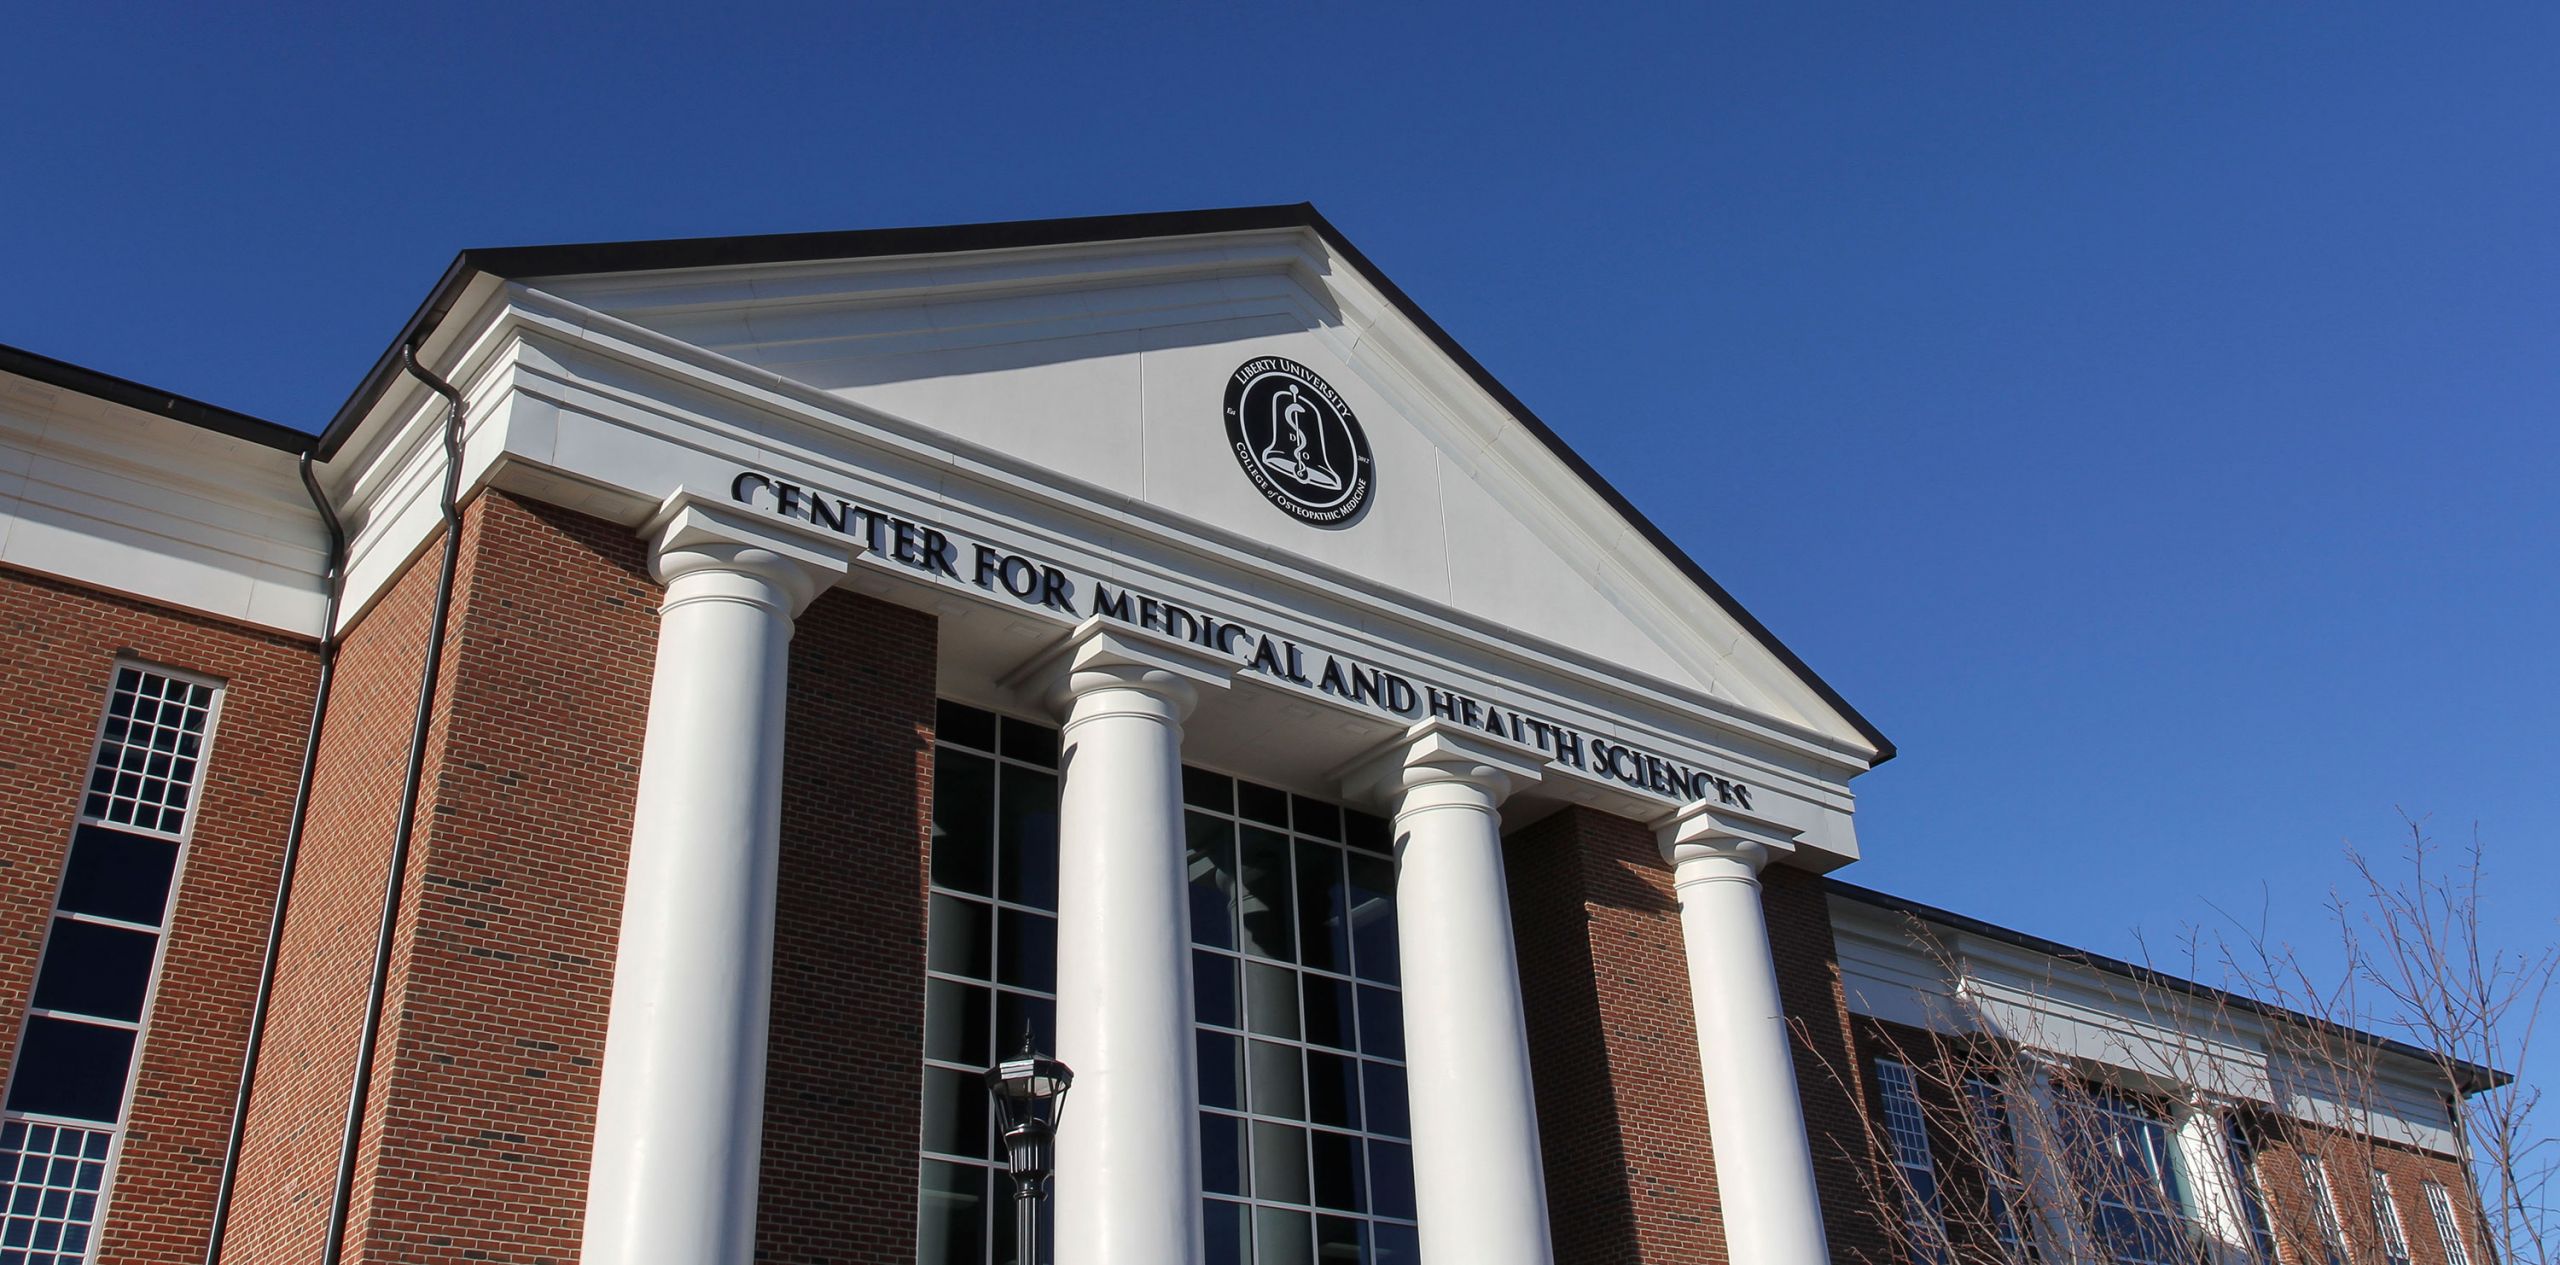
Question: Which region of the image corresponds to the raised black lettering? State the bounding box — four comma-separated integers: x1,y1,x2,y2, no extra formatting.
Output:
730,471,771,503
973,544,1005,590
1039,567,1074,613
1092,584,1134,622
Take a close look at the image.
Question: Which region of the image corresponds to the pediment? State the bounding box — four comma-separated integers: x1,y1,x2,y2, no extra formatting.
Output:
510,211,1885,762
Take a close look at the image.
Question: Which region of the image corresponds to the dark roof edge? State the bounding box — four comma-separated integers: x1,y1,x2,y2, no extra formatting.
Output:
1824,877,2511,1094
316,203,1892,761
0,342,310,454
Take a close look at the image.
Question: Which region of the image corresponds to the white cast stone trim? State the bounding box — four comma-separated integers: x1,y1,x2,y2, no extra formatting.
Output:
1017,617,1235,1265
1343,720,1555,1265
582,496,850,1265
1653,799,1831,1265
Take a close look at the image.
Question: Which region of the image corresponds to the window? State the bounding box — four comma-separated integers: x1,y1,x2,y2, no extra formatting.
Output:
2061,1091,2195,1265
918,702,1061,1265
2422,1179,2473,1265
1962,1076,2031,1258
2369,1170,2413,1265
1186,766,1413,1265
2221,1118,2279,1265
1,663,220,1264
1876,1060,1950,1262
2300,1154,2351,1265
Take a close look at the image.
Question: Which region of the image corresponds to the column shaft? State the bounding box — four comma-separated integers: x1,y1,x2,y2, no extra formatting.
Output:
1661,811,1832,1264
1368,729,1554,1265
583,504,842,1265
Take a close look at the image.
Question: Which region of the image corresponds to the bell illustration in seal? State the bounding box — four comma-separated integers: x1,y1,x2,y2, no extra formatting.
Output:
1258,384,1345,491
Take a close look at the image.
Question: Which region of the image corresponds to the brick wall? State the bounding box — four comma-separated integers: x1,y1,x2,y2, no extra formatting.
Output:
2252,1120,2485,1265
756,588,938,1264
0,565,321,1263
226,492,660,1263
1503,806,1896,1264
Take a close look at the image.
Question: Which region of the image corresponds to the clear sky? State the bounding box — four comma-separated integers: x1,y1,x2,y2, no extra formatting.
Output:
4,4,2552,1002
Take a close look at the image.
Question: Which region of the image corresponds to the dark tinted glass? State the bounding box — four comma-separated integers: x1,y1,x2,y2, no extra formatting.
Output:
918,1160,987,1265
1253,1123,1311,1206
996,765,1059,911
1237,829,1294,961
923,978,990,1065
1310,1132,1366,1211
1307,1050,1361,1131
33,919,159,1022
997,716,1058,768
995,908,1055,993
5,1019,135,1123
1203,1199,1249,1265
57,827,177,926
920,1065,988,1159
1302,974,1356,1051
1357,987,1403,1061
1194,950,1240,1030
994,990,1056,1056
1367,1140,1416,1220
1344,811,1392,855
1363,1062,1410,1138
1186,815,1239,951
1290,795,1343,842
1371,1220,1421,1264
936,701,997,753
1346,855,1399,985
1237,780,1291,828
927,894,991,980
1198,1030,1243,1111
1249,1040,1304,1121
1201,1111,1247,1196
1182,766,1234,812
931,752,996,897
1295,840,1350,974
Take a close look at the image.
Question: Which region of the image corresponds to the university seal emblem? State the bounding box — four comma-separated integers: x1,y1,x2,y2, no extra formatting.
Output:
1224,356,1374,526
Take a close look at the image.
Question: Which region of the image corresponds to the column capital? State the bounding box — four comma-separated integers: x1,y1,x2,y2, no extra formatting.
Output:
642,491,852,618
1007,615,1237,723
1338,718,1546,810
1652,798,1805,873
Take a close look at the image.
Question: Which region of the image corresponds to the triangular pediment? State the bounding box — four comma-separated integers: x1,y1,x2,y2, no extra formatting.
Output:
490,208,1885,762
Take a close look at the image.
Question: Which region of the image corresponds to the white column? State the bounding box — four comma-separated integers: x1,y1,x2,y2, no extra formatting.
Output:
1346,720,1554,1265
582,498,848,1265
2175,1099,2259,1264
1027,618,1233,1265
1654,800,1830,1265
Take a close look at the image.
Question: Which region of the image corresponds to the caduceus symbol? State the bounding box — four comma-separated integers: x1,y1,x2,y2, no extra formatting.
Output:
1259,384,1344,491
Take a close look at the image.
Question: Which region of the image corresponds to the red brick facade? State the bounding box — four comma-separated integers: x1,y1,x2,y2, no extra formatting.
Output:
0,565,321,1263
757,588,939,1264
1504,806,1898,1264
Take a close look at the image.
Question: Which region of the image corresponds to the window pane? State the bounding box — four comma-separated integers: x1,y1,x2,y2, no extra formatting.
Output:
928,894,992,980
997,765,1059,911
1307,1050,1361,1131
1309,1129,1365,1212
1201,1111,1248,1196
1195,950,1240,1031
1367,1140,1416,1221
997,716,1058,768
1204,1198,1249,1265
1183,767,1234,813
1302,974,1356,1051
918,1159,988,1265
936,701,997,753
1296,841,1350,974
1246,962,1300,1039
1368,1220,1420,1265
994,990,1055,1057
1256,1205,1312,1265
57,826,178,926
1250,1040,1306,1122
5,1019,135,1123
995,908,1055,993
1252,1123,1312,1201
1238,828,1295,962
921,1065,988,1160
1290,796,1343,842
1186,815,1240,952
1356,987,1402,1061
32,918,159,1023
1199,1031,1244,1112
932,752,996,897
924,978,991,1066
1361,1063,1409,1139
1344,811,1392,856
1238,781,1291,828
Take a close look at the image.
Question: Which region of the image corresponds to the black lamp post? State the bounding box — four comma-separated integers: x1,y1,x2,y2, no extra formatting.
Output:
985,1034,1073,1265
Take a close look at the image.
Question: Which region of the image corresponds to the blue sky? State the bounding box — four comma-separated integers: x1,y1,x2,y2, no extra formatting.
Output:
5,4,2552,1003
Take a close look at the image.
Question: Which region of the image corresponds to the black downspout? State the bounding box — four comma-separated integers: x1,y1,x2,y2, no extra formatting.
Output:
318,340,468,1265
201,452,345,1265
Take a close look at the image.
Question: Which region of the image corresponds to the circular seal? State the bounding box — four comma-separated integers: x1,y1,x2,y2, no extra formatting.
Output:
1223,357,1374,526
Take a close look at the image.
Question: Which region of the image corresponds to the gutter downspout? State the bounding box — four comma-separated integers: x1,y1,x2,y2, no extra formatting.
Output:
317,340,468,1265
201,453,345,1265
